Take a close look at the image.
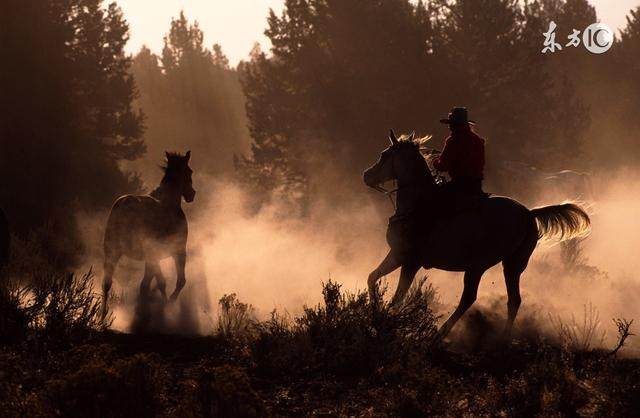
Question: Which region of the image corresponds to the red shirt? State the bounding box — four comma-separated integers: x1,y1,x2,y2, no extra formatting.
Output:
433,128,485,180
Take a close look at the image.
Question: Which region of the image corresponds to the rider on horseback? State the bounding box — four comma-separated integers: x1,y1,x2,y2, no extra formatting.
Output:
434,107,485,198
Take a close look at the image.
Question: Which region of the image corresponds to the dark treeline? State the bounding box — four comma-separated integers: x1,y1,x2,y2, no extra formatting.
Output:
237,0,640,207
1,0,145,266
2,0,640,265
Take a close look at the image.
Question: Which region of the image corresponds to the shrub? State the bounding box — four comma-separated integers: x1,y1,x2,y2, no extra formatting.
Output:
0,279,32,344
550,303,605,351
217,293,256,338
0,268,110,345
32,269,110,340
196,365,267,418
252,279,440,379
44,354,164,418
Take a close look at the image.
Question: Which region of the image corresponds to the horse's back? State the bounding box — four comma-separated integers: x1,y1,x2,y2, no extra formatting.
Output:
106,195,159,237
104,194,186,261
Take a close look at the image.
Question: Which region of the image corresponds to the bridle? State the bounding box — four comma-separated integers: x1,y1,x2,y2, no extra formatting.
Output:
369,146,400,209
372,183,399,209
369,142,443,211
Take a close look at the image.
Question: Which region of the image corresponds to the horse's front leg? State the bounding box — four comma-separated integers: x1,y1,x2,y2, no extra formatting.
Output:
153,264,168,301
169,250,186,302
390,263,420,307
101,251,121,321
368,251,401,302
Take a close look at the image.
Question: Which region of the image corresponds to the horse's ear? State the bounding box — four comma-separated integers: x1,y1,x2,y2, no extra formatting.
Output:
185,150,191,162
389,129,398,145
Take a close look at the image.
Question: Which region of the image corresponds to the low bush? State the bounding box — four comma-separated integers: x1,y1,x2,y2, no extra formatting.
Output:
196,365,266,418
217,293,255,338
0,268,110,345
44,353,164,418
252,279,440,379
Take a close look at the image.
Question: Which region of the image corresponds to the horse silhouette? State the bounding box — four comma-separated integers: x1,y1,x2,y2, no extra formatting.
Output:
0,207,9,268
364,131,591,338
102,151,196,318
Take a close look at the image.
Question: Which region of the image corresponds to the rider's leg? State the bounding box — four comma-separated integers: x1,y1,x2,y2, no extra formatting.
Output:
368,251,401,301
390,262,420,306
438,269,484,337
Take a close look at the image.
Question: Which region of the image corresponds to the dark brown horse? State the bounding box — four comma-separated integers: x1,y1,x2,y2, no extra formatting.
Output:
363,132,591,338
102,151,196,317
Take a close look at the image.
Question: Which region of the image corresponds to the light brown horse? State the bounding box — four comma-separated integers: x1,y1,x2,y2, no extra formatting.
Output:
363,132,591,338
101,151,196,318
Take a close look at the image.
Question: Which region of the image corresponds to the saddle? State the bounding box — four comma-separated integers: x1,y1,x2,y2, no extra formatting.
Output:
437,178,489,216
447,192,490,215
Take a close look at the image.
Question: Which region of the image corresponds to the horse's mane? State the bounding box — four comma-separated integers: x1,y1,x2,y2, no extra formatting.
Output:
397,133,433,146
394,133,437,186
162,152,188,171
395,133,434,156
152,152,189,198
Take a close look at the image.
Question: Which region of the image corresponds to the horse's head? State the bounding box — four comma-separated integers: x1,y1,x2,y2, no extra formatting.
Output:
164,151,196,203
363,130,433,188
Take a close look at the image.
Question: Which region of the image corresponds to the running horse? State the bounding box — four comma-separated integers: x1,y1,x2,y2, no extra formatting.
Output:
363,132,591,338
102,151,196,318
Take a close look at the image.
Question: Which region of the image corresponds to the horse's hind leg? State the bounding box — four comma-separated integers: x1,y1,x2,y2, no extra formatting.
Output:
502,219,538,337
502,268,522,337
102,250,121,319
438,269,484,338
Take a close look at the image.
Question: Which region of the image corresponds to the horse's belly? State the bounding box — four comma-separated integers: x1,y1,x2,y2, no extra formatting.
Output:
421,204,528,271
109,224,184,261
121,234,182,261
105,196,187,262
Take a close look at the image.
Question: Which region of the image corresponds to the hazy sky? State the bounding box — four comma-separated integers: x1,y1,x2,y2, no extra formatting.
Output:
117,0,640,65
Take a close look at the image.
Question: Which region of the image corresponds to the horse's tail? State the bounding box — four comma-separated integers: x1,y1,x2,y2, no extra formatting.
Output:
530,203,591,242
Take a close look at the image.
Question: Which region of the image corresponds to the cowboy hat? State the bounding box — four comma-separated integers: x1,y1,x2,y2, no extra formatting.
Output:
439,107,476,125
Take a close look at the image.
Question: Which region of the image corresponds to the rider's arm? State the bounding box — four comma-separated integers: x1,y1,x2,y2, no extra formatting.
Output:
433,137,457,172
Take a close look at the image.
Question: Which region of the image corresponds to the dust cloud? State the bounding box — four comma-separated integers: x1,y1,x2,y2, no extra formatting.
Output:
78,169,640,354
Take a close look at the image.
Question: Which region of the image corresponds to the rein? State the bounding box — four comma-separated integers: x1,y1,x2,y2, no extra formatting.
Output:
372,183,399,209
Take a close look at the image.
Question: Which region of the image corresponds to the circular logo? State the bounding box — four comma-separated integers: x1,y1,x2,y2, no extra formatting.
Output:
582,23,614,54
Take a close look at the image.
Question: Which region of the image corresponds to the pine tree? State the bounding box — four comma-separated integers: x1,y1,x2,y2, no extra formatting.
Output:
0,0,145,265
131,12,250,184
238,0,439,208
0,0,144,225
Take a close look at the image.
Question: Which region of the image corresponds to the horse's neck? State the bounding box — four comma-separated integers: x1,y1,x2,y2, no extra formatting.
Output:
150,183,182,209
396,172,434,216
